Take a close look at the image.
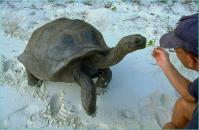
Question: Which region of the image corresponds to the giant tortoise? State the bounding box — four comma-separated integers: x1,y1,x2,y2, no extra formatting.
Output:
18,18,146,116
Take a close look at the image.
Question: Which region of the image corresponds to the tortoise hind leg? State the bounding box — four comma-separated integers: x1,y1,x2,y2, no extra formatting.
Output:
26,69,43,87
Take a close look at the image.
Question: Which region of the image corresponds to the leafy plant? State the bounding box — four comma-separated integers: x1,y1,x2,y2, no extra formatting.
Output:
111,6,117,11
147,39,156,47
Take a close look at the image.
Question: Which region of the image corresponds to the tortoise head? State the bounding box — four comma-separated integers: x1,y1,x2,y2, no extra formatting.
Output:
118,34,146,53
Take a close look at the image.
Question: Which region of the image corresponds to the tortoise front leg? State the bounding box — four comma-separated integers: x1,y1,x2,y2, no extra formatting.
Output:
26,69,43,87
73,69,96,116
96,68,112,88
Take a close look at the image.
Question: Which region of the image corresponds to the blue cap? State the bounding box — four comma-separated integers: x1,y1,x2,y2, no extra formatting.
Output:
160,13,198,56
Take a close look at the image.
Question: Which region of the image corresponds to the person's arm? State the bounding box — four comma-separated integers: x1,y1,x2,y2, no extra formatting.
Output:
152,47,196,102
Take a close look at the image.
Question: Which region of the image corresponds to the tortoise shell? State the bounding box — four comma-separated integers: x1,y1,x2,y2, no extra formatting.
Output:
18,18,109,80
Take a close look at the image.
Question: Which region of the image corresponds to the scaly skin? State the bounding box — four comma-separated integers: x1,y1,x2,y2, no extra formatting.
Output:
90,34,146,69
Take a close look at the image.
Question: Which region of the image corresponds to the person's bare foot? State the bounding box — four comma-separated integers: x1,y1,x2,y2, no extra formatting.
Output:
163,122,176,129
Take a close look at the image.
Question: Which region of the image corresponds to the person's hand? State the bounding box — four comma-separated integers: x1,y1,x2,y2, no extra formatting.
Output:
152,47,171,69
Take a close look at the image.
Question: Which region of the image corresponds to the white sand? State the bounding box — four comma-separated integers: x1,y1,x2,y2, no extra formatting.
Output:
0,0,197,129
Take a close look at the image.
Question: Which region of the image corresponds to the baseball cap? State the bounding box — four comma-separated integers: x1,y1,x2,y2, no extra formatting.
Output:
160,13,198,56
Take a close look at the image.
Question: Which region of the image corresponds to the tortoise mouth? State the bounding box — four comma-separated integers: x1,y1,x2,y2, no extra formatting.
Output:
137,42,146,48
139,42,146,49
134,37,147,49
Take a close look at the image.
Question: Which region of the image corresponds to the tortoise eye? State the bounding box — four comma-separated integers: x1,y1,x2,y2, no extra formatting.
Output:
135,38,140,43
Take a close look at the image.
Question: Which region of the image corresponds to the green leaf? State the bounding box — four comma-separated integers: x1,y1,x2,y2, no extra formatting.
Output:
147,39,156,47
111,6,117,11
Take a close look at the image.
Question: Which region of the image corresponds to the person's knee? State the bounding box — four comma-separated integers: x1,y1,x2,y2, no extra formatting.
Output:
171,97,190,128
174,97,187,111
175,97,197,120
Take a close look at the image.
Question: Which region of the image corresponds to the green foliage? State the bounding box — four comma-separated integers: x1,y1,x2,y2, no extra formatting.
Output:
111,6,117,11
147,39,156,47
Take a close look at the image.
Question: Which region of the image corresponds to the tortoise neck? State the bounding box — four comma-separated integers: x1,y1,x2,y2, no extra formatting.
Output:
89,44,129,69
110,44,129,65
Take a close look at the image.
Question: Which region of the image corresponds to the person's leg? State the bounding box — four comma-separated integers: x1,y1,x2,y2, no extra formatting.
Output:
163,122,176,129
163,97,196,129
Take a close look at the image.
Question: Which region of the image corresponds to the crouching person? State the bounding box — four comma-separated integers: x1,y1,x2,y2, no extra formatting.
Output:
153,13,198,129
